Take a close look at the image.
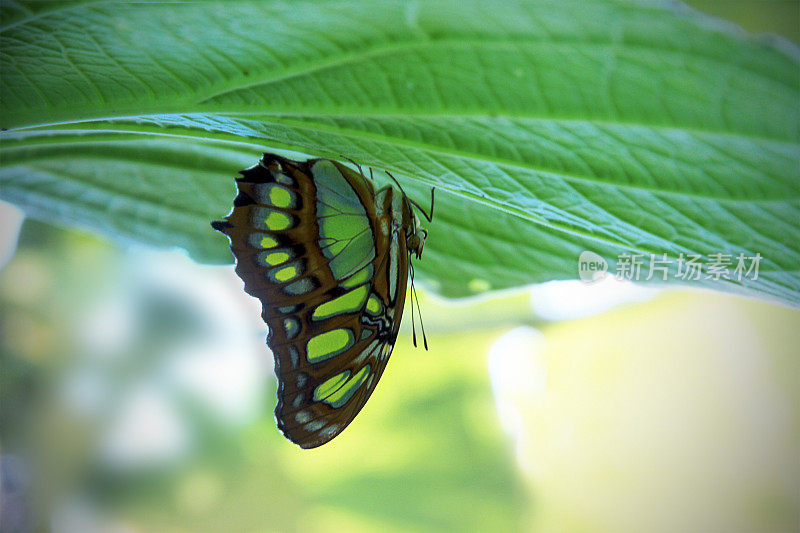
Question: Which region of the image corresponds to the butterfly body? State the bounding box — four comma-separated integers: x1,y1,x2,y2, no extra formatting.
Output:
212,154,427,448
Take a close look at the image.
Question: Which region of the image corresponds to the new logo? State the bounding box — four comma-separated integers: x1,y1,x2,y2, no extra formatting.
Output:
577,251,608,282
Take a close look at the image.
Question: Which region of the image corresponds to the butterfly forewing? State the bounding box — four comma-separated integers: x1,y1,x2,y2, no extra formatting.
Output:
213,154,410,448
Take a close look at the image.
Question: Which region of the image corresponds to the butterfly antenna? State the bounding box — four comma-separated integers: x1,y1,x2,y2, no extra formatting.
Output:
409,187,435,222
339,154,364,176
409,260,418,347
409,261,428,350
385,170,406,194
386,170,435,223
339,154,371,188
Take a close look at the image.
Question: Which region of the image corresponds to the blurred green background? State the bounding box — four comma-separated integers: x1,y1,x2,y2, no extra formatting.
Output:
1,1,799,532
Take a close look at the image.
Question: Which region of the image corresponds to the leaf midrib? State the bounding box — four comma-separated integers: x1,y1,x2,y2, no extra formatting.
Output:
7,108,800,146
226,115,800,204
3,121,797,205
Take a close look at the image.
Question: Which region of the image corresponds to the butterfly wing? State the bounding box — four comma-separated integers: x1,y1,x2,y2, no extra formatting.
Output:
212,154,408,448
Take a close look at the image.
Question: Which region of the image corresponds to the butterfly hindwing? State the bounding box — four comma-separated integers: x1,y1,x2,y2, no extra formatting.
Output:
213,154,411,448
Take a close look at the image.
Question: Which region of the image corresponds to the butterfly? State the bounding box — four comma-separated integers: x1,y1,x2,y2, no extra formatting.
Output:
212,154,433,448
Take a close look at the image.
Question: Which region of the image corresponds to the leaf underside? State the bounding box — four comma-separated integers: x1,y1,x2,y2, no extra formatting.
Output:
1,0,798,305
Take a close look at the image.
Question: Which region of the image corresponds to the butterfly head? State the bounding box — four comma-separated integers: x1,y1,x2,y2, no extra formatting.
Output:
404,186,434,260
406,211,428,259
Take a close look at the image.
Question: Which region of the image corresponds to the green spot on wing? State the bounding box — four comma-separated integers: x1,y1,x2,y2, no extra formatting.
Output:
253,183,295,209
324,364,371,408
307,328,354,363
313,370,351,402
263,251,290,266
341,264,374,289
366,294,383,315
312,285,369,321
265,211,292,231
272,264,298,282
269,185,294,208
250,207,292,231
259,235,278,248
248,233,279,249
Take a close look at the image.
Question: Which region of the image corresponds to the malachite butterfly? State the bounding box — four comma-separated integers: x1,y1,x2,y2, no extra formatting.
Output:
212,154,432,448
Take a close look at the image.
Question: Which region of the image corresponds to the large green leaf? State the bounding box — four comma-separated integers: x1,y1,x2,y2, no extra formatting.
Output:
1,0,798,304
